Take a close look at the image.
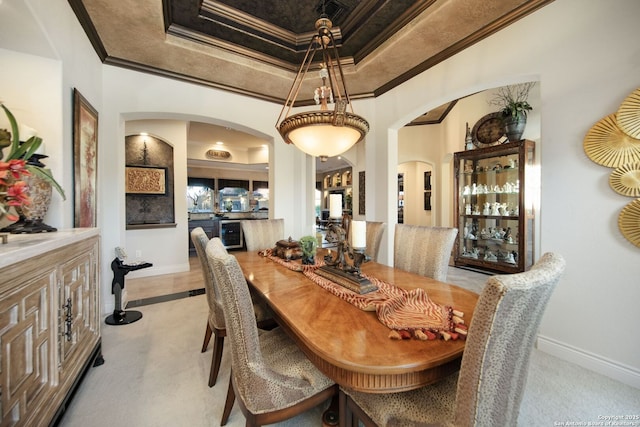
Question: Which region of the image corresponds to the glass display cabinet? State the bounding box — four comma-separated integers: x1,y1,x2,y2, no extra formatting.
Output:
453,140,535,273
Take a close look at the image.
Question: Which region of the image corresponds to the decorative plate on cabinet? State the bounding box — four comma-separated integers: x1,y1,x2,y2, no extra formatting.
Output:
616,88,640,139
609,162,640,197
618,198,640,248
583,113,640,168
472,112,507,148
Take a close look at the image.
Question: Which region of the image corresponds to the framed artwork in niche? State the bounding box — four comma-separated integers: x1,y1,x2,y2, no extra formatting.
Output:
424,191,432,211
359,171,365,215
125,166,167,195
73,88,99,228
424,171,432,190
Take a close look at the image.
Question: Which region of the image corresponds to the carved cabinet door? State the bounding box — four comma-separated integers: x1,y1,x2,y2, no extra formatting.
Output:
0,268,56,425
57,239,100,387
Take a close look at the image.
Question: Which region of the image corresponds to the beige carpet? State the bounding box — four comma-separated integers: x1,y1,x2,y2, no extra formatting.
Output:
58,295,328,427
58,272,640,426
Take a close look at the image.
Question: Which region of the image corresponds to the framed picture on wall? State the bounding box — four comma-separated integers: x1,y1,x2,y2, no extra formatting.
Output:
73,88,99,228
125,166,167,195
424,171,432,190
424,191,432,211
359,171,365,215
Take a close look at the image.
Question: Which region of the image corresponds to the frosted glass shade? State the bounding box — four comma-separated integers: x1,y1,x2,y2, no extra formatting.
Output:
278,110,369,158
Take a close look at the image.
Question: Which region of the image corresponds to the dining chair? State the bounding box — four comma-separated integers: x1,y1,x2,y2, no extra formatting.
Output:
190,228,272,387
241,218,285,251
394,224,458,282
341,252,566,427
365,221,386,262
207,247,337,427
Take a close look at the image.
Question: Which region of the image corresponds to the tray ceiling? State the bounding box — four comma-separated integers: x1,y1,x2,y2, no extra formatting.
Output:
69,0,553,105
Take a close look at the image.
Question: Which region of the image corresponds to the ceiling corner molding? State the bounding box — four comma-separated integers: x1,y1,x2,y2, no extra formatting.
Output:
349,0,438,64
67,0,108,62
373,0,556,98
166,24,299,72
102,55,284,104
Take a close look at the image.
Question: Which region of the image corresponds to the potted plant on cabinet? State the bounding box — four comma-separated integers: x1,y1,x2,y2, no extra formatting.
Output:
0,104,65,232
490,82,536,142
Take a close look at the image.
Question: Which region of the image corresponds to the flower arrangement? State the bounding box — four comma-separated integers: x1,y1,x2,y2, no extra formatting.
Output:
0,104,65,222
0,159,30,221
489,82,536,119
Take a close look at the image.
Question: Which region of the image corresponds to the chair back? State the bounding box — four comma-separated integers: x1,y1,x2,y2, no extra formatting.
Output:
241,219,284,251
454,252,566,427
209,248,315,412
207,249,265,402
190,228,226,329
365,221,386,262
393,224,458,281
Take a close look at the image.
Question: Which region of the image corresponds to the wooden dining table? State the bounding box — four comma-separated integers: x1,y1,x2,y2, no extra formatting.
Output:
234,250,479,394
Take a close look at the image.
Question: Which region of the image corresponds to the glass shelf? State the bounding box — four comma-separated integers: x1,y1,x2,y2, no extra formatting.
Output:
454,140,535,274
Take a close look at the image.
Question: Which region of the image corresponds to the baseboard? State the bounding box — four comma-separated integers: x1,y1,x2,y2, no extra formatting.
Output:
127,262,190,279
537,335,640,389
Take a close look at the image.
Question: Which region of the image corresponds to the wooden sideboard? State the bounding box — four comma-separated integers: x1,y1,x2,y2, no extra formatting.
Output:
0,229,102,426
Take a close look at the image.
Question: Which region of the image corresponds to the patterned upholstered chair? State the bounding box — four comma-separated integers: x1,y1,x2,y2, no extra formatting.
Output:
365,221,386,262
190,229,272,387
394,224,458,282
241,219,285,252
207,246,337,427
341,252,566,427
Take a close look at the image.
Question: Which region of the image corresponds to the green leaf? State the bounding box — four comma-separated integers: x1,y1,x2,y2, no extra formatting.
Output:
2,104,66,201
1,104,21,159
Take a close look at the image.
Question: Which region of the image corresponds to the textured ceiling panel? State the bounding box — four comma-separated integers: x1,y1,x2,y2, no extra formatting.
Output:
71,0,553,103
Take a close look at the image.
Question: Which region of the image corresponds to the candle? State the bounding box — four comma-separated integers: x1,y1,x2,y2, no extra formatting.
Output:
329,194,342,218
19,124,38,142
351,220,366,249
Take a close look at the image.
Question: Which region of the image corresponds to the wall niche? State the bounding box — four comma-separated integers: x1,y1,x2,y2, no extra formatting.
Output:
125,134,176,229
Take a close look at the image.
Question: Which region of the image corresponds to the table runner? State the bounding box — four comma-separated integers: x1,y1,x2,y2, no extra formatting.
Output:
257,250,467,340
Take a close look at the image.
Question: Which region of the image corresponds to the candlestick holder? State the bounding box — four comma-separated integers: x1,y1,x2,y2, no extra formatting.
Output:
317,219,377,294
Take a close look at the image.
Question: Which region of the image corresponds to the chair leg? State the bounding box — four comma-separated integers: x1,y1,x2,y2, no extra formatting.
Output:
208,332,225,387
344,392,377,427
323,392,339,426
339,389,350,427
221,374,235,426
201,322,212,353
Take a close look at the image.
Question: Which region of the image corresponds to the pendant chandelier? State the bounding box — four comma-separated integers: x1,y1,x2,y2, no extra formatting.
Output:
275,15,369,158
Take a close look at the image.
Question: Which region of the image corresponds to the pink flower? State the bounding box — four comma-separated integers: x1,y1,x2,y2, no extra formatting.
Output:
1,160,31,221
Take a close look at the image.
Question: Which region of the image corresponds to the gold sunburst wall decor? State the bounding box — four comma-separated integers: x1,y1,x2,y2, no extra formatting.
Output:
616,87,640,139
609,162,640,197
618,199,640,248
583,87,640,248
583,113,640,168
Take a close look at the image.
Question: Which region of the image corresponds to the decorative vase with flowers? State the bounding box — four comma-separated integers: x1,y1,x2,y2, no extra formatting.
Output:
490,82,536,142
0,104,65,234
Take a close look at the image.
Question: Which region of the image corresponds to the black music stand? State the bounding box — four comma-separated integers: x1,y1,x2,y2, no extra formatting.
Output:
105,257,152,325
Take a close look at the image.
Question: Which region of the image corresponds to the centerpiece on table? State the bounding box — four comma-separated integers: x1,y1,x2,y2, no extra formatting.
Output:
0,104,65,234
489,82,536,142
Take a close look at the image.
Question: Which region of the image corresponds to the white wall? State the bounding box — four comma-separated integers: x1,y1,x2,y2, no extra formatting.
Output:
2,0,639,389
0,49,63,230
368,0,640,387
397,161,433,226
